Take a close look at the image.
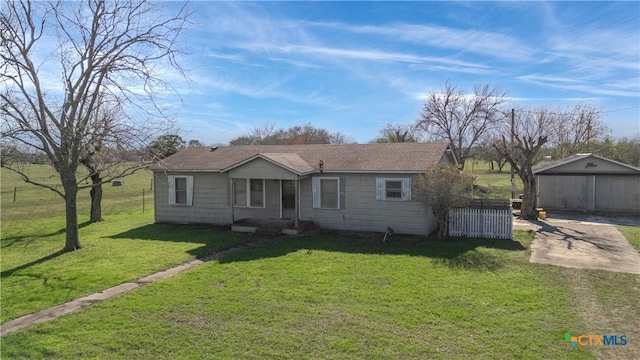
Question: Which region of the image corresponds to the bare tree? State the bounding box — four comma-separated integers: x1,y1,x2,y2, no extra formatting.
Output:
1,0,190,251
493,107,563,220
414,166,473,240
372,123,420,143
78,95,166,223
555,104,606,158
228,123,276,145
327,131,354,145
475,140,508,172
417,81,507,170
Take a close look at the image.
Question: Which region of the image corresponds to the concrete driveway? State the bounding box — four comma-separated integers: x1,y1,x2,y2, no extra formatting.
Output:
514,213,640,275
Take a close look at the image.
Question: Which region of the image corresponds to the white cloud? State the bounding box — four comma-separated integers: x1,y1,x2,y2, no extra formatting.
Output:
517,74,639,98
310,22,536,62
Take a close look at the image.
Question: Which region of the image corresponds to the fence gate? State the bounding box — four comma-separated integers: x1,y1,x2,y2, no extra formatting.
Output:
448,199,512,239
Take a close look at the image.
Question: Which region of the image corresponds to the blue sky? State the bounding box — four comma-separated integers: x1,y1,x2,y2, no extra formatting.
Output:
164,1,639,145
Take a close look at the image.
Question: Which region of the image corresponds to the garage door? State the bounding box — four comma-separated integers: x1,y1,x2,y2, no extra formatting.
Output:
537,175,588,210
595,175,640,212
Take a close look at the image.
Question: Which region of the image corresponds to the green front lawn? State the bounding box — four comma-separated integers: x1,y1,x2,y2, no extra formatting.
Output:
2,230,602,359
1,211,250,322
618,226,640,252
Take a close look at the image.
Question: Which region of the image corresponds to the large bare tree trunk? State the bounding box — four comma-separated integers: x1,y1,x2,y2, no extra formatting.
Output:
63,181,82,251
89,172,103,222
519,173,538,220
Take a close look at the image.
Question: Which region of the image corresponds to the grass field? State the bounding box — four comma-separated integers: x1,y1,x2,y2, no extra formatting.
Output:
1,212,250,322
467,160,521,200
1,164,154,222
1,164,638,359
618,226,640,252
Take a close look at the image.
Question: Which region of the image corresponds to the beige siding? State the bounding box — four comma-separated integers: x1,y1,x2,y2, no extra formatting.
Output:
595,175,640,212
537,175,588,210
154,172,231,224
229,158,298,180
299,173,437,235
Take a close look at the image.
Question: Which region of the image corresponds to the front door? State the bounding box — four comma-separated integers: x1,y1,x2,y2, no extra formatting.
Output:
281,180,295,219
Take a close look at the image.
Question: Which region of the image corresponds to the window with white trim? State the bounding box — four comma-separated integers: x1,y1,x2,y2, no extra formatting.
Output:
168,175,194,206
233,178,265,207
376,177,411,201
312,177,340,209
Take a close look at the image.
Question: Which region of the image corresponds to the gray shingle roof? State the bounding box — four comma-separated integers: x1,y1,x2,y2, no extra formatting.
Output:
533,153,640,174
150,142,452,173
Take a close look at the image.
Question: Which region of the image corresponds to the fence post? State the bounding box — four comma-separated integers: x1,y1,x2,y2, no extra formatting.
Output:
142,188,145,214
13,187,17,203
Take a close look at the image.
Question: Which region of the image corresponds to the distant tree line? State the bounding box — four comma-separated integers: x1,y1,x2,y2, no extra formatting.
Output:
229,123,353,145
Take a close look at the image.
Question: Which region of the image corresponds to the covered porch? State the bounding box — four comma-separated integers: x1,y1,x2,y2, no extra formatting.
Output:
222,152,315,233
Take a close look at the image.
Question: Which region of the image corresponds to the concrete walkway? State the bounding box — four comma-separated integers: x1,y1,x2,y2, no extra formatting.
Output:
514,213,640,275
0,244,248,337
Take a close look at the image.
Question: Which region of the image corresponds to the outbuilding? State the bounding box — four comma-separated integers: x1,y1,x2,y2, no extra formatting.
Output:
533,153,640,213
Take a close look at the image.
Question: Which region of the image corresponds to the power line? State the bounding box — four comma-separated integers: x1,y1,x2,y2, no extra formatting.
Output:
512,106,639,117
603,106,640,114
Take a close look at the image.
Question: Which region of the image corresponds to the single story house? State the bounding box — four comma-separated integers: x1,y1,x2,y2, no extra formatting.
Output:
533,153,640,213
150,142,456,235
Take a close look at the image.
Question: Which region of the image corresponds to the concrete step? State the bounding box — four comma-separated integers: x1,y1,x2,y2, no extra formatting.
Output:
253,227,281,238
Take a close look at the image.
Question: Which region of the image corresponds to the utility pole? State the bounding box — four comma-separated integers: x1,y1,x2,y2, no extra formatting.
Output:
510,108,516,199
586,114,592,152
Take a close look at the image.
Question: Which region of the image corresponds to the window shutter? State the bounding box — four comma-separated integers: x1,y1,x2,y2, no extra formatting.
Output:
376,178,384,200
402,177,412,201
186,176,194,206
168,176,176,205
312,177,320,209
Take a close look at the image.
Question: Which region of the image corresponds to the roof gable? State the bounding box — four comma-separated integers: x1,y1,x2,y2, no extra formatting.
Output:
222,153,315,175
533,153,640,175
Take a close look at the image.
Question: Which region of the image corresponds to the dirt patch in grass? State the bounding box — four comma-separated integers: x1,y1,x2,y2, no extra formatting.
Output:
563,269,639,359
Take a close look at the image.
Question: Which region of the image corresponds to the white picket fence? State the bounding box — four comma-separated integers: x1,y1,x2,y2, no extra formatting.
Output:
448,208,513,239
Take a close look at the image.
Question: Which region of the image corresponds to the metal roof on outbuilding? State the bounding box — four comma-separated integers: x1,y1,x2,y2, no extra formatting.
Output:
533,153,640,175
